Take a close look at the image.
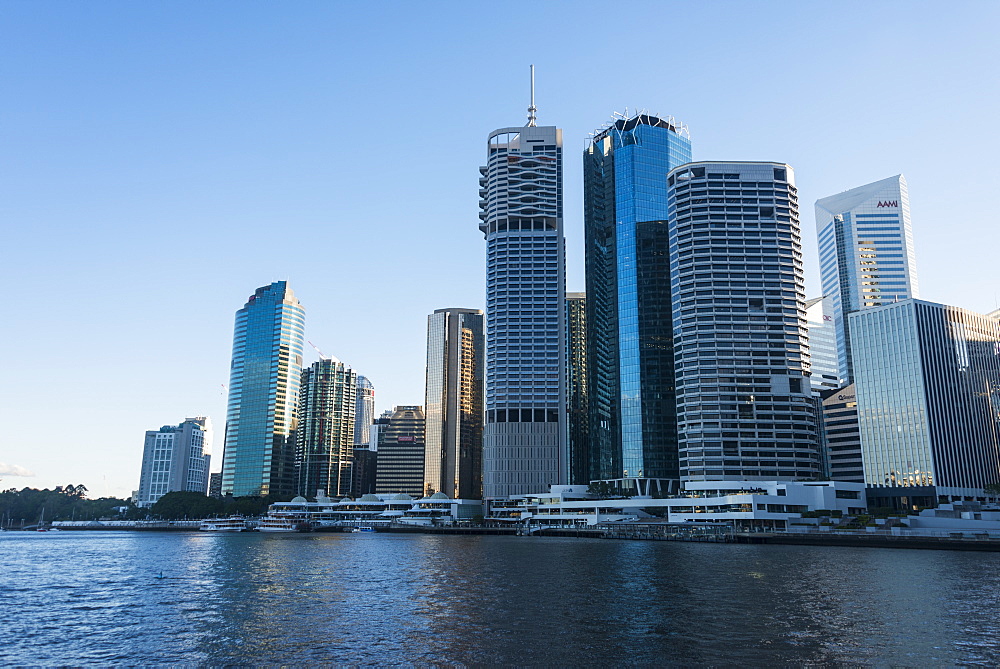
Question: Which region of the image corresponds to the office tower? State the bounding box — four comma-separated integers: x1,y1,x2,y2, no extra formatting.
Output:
424,308,485,499
137,417,211,507
805,296,840,392
374,405,426,497
208,472,222,499
851,300,1000,507
667,162,821,482
584,112,692,493
821,384,863,483
221,281,305,498
296,358,357,498
565,292,589,485
816,175,918,382
355,376,376,446
351,446,377,498
478,73,566,498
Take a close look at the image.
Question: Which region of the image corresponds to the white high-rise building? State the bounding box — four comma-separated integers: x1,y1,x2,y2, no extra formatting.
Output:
816,175,918,382
478,70,567,498
354,376,376,447
137,417,212,507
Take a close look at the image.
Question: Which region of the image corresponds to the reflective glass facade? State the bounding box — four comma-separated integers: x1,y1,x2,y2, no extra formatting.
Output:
221,281,305,498
296,359,357,498
423,308,484,499
565,293,589,485
851,300,1000,498
479,123,566,498
667,162,820,482
354,376,376,446
583,114,691,484
805,296,840,392
816,175,918,382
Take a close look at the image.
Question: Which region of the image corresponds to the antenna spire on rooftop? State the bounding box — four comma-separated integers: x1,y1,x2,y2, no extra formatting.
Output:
526,64,537,127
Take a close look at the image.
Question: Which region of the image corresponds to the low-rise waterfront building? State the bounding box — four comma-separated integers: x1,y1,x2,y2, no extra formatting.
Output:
487,480,867,532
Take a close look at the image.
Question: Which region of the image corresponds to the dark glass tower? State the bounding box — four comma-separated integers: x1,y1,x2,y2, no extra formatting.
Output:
221,281,305,498
296,358,357,498
583,113,691,493
565,293,589,485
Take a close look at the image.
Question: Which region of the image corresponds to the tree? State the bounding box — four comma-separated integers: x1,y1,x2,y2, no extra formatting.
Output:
150,492,223,520
984,482,1000,497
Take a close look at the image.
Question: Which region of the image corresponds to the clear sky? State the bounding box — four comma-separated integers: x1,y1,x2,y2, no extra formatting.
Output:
2,1,998,498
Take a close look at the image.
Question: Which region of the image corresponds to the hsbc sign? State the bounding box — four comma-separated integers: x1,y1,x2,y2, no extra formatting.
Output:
876,200,898,208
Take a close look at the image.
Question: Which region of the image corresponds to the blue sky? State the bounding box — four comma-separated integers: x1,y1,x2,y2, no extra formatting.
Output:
2,1,998,497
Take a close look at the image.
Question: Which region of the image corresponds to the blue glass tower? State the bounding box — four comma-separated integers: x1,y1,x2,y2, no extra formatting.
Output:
584,113,691,493
221,281,306,498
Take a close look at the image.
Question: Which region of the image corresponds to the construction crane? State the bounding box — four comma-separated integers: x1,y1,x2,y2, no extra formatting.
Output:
307,340,333,362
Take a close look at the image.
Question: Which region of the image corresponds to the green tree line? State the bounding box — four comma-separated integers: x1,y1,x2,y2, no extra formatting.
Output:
0,485,134,527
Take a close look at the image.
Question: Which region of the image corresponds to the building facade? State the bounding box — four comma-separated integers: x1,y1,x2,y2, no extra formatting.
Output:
816,175,919,382
851,300,1000,505
137,417,211,507
374,405,426,498
565,292,589,485
221,281,305,498
805,296,840,392
667,162,821,482
479,104,567,498
583,113,692,493
821,384,863,483
354,376,376,447
296,358,357,498
424,308,485,499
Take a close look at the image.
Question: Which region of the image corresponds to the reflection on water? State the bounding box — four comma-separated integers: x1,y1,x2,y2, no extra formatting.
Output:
2,531,999,665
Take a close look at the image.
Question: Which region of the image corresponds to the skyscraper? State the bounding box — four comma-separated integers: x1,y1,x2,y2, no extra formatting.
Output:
851,300,1000,507
375,405,426,498
583,112,692,493
296,358,357,498
424,308,484,499
667,162,821,482
816,175,918,382
804,296,840,392
565,292,589,485
221,281,305,498
354,376,376,447
478,72,566,498
137,417,211,507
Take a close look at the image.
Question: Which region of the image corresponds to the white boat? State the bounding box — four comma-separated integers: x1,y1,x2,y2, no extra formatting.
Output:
199,516,247,532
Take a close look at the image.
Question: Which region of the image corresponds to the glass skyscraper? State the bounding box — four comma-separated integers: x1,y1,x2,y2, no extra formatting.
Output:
816,175,918,383
296,358,357,498
423,308,484,499
221,281,305,498
583,113,691,492
565,292,589,486
375,405,426,498
354,376,376,447
851,300,1000,506
804,296,840,392
667,162,820,482
479,105,566,498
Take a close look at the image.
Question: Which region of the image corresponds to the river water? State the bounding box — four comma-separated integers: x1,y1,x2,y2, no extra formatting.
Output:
2,531,999,665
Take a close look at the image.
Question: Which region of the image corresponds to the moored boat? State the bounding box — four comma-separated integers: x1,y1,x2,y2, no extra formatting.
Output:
199,516,248,532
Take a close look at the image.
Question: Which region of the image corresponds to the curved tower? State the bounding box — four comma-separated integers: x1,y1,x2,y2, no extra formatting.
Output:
221,281,305,497
667,162,820,482
354,376,376,447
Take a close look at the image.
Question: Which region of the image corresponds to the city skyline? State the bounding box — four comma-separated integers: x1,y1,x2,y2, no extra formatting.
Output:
3,3,999,497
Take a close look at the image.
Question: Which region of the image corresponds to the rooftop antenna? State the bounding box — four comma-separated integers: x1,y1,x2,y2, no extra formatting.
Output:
526,65,537,127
